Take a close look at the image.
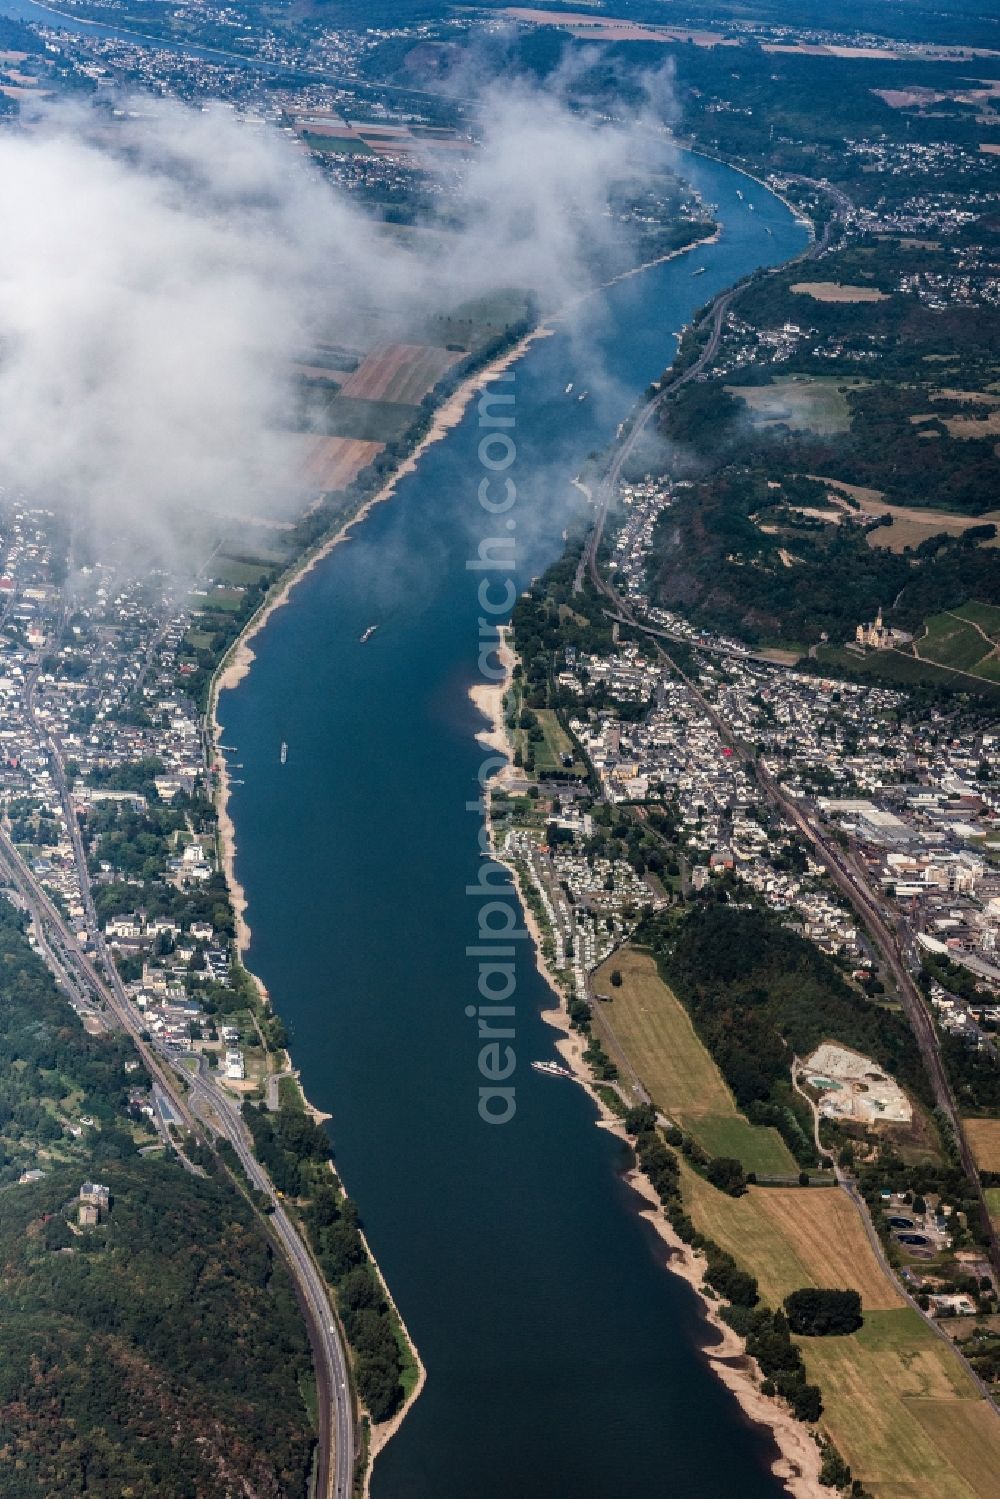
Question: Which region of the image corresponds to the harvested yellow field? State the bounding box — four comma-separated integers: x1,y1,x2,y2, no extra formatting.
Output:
944,409,1000,439
964,1116,1000,1172
805,473,886,505
791,281,888,302
301,436,384,491
681,1165,902,1308
682,1161,1000,1497
593,950,731,1118
802,1310,1000,1499
864,502,1000,552
592,950,795,1175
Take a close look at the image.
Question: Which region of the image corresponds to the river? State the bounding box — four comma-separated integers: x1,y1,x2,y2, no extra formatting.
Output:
208,151,809,1499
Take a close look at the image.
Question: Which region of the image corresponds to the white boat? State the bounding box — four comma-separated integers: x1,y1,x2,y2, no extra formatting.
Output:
280,741,288,765
736,188,744,200
577,390,588,402
691,265,706,276
531,1059,573,1079
360,624,377,643
564,382,574,394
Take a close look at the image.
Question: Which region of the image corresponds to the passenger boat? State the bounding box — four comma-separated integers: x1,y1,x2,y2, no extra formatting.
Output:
531,1059,573,1079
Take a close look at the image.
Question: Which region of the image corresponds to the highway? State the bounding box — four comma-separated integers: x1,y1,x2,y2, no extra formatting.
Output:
12,666,356,1498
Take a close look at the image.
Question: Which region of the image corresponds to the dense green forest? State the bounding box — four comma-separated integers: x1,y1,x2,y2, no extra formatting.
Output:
649,464,1000,652
0,898,314,1496
0,898,140,1185
0,1160,315,1497
244,1101,408,1422
637,897,930,1151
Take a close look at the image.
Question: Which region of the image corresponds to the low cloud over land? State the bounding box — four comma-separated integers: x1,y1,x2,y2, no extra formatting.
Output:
0,76,675,565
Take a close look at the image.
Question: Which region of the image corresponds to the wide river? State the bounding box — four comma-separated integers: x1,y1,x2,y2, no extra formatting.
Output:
214,152,808,1499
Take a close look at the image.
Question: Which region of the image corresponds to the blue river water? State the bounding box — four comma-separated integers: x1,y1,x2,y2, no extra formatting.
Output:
211,152,809,1499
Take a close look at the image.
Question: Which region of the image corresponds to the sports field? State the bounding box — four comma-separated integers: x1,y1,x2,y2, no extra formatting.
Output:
532,710,586,776
591,948,796,1176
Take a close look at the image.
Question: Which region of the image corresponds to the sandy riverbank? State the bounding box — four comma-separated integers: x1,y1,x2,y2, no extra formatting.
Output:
482,728,825,1499
360,1221,428,1496
468,626,516,757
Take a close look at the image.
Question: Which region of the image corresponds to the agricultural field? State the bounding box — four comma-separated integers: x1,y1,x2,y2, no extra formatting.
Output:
591,948,796,1176
300,132,374,155
864,501,1000,553
814,644,1000,703
964,1117,1000,1173
422,289,532,353
318,397,416,443
915,608,1000,682
210,557,273,588
725,375,860,436
953,600,1000,635
802,1309,1000,1499
338,343,463,405
680,1163,902,1308
790,281,889,302
681,1163,1000,1497
300,436,384,493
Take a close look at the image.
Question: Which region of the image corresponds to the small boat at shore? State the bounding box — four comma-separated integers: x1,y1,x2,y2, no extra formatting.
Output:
531,1059,573,1079
360,624,377,643
280,741,288,765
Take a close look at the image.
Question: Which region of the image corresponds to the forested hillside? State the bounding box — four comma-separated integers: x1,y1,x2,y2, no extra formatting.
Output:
0,898,315,1496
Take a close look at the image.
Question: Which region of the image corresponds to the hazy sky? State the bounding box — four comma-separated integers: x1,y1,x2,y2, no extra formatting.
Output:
0,77,675,568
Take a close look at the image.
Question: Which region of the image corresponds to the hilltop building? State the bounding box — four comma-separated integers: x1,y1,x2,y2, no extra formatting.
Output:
855,606,910,651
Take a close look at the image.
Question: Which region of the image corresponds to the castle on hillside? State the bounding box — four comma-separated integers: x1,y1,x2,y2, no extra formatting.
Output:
855,606,910,651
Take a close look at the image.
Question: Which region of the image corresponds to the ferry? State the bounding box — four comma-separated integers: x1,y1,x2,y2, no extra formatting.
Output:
360,624,377,643
279,741,288,765
691,265,706,277
531,1059,573,1079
